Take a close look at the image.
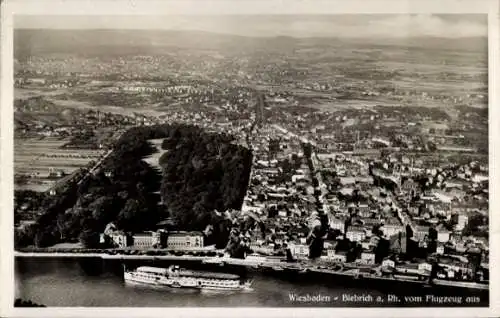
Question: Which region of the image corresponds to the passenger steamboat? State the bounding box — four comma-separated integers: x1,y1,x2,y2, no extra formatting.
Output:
124,265,253,291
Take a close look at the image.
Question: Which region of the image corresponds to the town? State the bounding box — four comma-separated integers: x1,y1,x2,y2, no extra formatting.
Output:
14,30,489,292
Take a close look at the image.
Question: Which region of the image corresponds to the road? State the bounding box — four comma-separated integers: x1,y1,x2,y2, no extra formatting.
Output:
272,124,329,216
76,131,125,186
44,130,122,197
45,168,84,194
311,152,330,214
88,149,114,176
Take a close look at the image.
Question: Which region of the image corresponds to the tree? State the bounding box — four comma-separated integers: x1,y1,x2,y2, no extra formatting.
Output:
89,196,116,224
463,213,488,237
307,214,328,259
280,159,292,174
406,224,413,238
375,238,390,263
56,213,67,240
20,124,251,248
428,227,438,241
372,225,383,237
15,299,45,307
347,242,362,263
79,230,100,248
427,142,437,152
14,225,36,249
34,230,56,248
117,199,141,231
327,228,343,240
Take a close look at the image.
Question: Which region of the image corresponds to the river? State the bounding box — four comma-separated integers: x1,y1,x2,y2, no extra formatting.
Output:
15,257,488,307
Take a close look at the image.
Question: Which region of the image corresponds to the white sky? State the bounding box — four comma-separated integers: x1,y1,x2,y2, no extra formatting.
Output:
14,14,487,38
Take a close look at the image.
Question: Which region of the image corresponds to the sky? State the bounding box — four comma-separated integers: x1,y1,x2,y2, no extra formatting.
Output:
15,14,487,38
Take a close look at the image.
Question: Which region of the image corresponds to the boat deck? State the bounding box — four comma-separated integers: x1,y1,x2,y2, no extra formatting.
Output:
176,269,240,280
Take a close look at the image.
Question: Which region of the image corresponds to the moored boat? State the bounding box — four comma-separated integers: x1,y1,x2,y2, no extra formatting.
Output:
124,265,252,291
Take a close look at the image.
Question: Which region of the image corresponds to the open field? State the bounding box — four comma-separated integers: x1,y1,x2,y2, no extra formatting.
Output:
143,138,168,171
15,136,107,192
43,96,168,119
14,89,142,117
14,88,70,100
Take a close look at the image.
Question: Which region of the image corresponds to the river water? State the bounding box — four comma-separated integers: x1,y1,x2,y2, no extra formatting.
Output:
15,257,488,307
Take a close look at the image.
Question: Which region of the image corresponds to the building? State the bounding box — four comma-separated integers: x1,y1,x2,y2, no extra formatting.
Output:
152,230,168,248
359,250,376,265
382,259,395,269
436,244,445,255
437,227,451,243
401,178,418,196
289,243,309,259
109,231,129,248
413,225,430,242
361,240,372,250
456,214,469,231
358,204,371,218
330,217,345,233
389,232,407,254
346,226,366,242
326,249,336,258
278,210,288,218
418,262,433,276
167,231,204,250
361,218,380,229
103,223,117,236
28,78,47,85
132,233,155,249
381,218,404,237
328,250,347,263
438,256,471,277
252,244,274,255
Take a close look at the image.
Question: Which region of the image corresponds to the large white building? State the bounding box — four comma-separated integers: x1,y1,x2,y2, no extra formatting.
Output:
132,233,156,249
167,231,204,250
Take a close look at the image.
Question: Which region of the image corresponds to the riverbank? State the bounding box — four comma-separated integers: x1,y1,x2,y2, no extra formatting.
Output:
14,251,489,292
15,251,210,261
15,256,489,307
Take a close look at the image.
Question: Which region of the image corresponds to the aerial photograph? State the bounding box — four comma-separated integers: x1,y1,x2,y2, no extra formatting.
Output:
12,14,489,307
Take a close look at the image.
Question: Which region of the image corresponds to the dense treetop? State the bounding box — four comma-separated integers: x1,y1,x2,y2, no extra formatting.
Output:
15,124,252,249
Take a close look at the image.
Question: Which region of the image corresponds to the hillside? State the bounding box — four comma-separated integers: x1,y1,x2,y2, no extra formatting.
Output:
14,29,487,59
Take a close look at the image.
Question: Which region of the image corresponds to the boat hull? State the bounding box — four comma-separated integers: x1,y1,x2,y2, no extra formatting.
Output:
124,271,251,292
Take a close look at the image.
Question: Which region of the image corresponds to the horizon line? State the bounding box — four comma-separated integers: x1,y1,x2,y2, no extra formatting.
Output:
13,28,488,40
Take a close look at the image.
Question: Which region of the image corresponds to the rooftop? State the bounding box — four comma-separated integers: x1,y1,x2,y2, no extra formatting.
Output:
168,231,204,237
